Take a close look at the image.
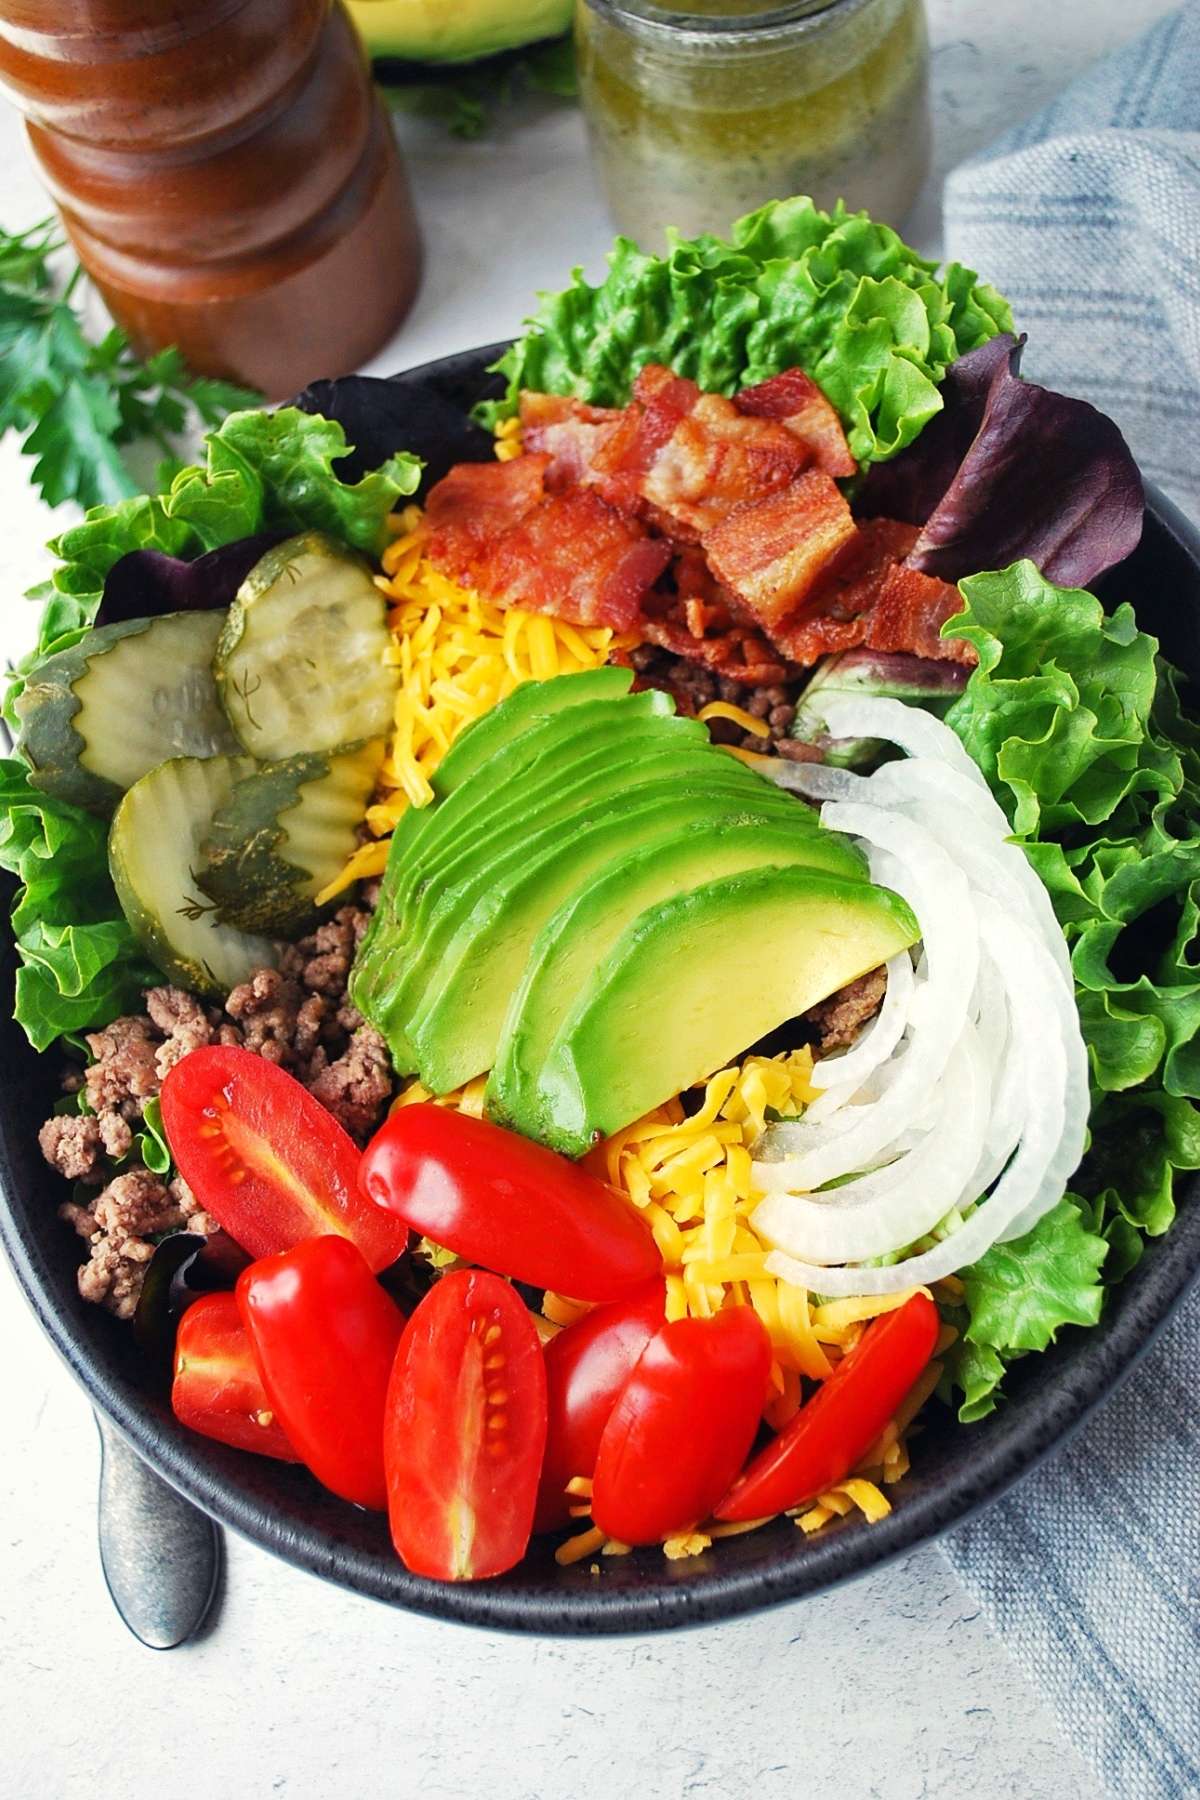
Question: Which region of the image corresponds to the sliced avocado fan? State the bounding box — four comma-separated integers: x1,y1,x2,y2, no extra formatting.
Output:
353,667,917,1152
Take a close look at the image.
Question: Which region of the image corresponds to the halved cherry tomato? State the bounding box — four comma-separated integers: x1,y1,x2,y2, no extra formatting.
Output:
384,1269,547,1580
161,1045,407,1270
237,1235,404,1509
715,1291,939,1522
360,1105,659,1302
535,1280,666,1533
171,1292,298,1462
591,1306,771,1546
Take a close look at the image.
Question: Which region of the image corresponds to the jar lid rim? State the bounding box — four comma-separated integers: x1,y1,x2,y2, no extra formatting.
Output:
581,0,858,40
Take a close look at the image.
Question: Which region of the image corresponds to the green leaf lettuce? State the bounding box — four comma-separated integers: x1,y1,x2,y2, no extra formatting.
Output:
939,561,1200,1416
0,757,158,1051
16,406,422,673
482,196,1012,466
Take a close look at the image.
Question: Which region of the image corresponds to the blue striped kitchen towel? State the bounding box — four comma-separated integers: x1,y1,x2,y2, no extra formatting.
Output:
942,1,1200,517
941,11,1200,1795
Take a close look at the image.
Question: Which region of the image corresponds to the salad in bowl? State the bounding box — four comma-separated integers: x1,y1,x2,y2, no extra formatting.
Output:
2,197,1197,1597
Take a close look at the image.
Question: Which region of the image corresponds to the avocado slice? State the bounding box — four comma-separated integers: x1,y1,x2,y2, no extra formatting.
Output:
357,730,705,1065
353,684,678,1019
400,726,835,952
352,706,695,1033
354,666,636,980
403,707,698,916
487,819,874,1139
358,734,849,1071
405,790,869,1093
532,866,920,1156
374,687,682,927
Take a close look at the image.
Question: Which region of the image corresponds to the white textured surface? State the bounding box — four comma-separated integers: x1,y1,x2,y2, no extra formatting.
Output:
0,4,1174,1792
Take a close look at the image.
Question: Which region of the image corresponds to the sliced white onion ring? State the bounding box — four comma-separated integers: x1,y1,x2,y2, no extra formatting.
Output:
753,1022,990,1263
819,695,990,785
747,696,1088,1292
755,803,978,1189
804,949,916,1110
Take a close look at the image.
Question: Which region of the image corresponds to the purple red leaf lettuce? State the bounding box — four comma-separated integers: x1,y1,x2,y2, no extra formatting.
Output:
861,334,1144,587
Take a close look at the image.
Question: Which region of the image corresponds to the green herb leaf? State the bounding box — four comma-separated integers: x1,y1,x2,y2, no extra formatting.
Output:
0,219,260,513
134,1095,173,1177
379,33,576,140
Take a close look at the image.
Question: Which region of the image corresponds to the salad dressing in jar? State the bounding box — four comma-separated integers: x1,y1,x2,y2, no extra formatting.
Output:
575,0,930,243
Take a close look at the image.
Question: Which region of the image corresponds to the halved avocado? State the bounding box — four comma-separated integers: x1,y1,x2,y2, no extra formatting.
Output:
410,801,871,1097
488,819,872,1140
535,866,920,1156
347,0,571,64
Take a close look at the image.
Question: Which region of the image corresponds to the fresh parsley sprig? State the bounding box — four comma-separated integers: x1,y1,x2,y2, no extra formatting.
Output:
0,218,260,511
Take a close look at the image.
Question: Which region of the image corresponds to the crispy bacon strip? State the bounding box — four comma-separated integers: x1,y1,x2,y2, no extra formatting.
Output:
424,454,550,577
518,393,624,492
701,470,858,633
735,370,857,479
592,364,810,538
452,487,672,631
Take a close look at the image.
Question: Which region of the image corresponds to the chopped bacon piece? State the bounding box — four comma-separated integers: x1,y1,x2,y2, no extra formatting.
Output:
637,567,795,686
638,611,795,687
474,489,672,631
518,392,624,492
808,517,920,621
424,454,550,577
735,370,857,479
426,452,669,628
772,532,974,668
865,564,974,663
592,364,809,538
702,470,858,633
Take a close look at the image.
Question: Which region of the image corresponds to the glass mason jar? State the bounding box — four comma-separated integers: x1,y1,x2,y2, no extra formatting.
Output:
575,0,931,244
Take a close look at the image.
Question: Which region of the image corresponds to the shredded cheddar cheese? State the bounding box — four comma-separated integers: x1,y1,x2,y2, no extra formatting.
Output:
697,700,771,738
316,505,635,902
493,415,525,461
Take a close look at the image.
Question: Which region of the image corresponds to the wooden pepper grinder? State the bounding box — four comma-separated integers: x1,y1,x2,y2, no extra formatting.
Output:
0,0,423,397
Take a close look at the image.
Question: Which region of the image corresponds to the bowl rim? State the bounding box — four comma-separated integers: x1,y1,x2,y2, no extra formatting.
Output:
3,341,1199,1635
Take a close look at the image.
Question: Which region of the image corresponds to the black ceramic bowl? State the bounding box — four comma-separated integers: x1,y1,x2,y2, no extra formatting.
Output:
3,345,1200,1635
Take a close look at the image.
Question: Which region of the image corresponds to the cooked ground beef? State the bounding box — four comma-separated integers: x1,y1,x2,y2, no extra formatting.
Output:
803,966,888,1054
39,902,394,1319
623,642,812,755
58,1169,216,1321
